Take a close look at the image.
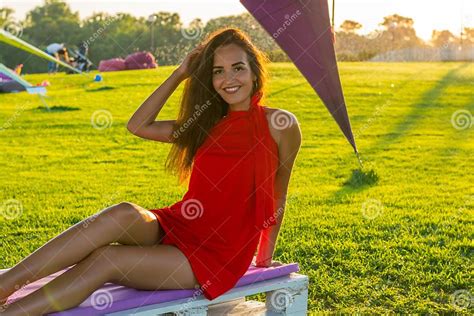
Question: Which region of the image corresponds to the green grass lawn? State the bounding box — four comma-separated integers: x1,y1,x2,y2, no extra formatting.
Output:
0,62,472,313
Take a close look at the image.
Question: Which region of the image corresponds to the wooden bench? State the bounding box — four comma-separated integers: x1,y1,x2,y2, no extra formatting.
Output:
1,263,308,315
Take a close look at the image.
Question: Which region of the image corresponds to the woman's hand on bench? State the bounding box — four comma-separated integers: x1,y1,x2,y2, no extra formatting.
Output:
252,255,283,268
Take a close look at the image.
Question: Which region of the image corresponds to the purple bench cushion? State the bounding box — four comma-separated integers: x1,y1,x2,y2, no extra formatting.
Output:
0,263,299,315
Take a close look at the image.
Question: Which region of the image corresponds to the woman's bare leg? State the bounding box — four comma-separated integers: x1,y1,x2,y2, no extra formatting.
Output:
0,202,164,303
1,244,199,316
0,245,115,315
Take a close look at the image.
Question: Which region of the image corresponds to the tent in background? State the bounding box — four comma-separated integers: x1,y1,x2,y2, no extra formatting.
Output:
98,52,158,72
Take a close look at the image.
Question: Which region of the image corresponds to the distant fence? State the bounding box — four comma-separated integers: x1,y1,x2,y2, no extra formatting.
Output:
370,46,474,62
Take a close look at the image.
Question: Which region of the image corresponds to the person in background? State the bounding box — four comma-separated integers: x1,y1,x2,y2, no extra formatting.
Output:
45,43,70,74
75,42,92,72
14,64,23,75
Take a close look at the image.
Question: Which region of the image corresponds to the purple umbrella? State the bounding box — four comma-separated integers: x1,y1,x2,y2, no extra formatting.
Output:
240,0,358,154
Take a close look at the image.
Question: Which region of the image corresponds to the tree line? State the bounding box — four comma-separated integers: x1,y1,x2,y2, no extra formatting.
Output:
1,0,472,73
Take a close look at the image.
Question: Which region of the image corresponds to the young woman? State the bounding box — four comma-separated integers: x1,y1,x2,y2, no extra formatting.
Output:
0,27,302,315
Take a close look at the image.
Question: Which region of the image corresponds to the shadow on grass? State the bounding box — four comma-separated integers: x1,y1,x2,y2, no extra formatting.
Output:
267,81,307,98
331,168,380,201
372,62,470,149
330,63,469,199
437,87,474,158
344,169,379,187
32,105,81,112
322,63,469,202
118,83,161,88
85,86,116,92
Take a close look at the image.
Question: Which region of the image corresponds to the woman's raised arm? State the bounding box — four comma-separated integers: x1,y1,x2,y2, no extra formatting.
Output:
126,70,184,143
127,45,203,143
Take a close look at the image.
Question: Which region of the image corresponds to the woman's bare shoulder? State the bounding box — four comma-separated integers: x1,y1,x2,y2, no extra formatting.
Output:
263,106,299,147
263,106,296,117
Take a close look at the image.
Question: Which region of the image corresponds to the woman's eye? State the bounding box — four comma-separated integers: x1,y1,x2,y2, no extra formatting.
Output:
213,67,244,75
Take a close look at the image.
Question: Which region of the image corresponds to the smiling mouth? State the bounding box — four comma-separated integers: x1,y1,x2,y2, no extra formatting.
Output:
223,86,241,94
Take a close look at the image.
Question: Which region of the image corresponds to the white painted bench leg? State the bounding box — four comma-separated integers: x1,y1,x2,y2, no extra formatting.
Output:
265,277,309,315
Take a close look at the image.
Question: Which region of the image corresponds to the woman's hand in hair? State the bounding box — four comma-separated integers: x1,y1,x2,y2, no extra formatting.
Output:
175,45,204,81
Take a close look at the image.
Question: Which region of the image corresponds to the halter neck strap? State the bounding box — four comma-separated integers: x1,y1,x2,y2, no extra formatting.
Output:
212,90,278,230
250,90,263,109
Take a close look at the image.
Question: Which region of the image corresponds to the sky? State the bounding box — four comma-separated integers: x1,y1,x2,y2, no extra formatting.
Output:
2,0,473,41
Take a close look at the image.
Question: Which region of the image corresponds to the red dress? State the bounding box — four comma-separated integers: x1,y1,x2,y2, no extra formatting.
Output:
149,91,279,300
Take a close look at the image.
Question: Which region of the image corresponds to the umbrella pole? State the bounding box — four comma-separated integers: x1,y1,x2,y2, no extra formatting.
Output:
355,151,363,169
332,0,335,28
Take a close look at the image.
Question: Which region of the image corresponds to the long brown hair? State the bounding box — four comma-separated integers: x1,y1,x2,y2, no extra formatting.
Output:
164,27,270,185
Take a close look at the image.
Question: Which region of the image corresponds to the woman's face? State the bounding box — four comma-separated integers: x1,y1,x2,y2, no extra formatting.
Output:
212,43,256,106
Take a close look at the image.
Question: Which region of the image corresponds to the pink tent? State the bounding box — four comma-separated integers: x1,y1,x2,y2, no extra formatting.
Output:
98,58,127,72
124,51,158,70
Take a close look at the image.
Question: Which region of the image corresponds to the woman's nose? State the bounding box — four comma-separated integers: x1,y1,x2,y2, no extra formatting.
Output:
224,70,237,82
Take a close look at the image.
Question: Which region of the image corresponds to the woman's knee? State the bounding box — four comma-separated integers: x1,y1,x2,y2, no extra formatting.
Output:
94,202,162,246
98,201,141,225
